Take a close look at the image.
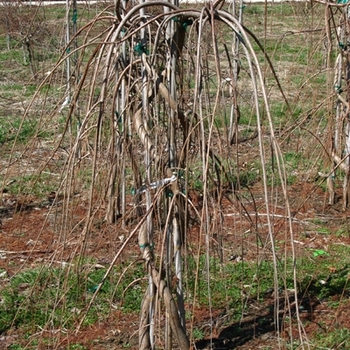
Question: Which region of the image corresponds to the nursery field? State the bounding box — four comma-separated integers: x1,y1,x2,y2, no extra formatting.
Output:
1,1,350,349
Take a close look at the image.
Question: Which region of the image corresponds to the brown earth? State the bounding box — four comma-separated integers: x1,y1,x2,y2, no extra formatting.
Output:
1,174,350,349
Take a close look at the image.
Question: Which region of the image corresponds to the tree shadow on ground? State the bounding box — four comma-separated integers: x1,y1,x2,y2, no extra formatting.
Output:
194,291,323,349
195,265,350,349
195,311,277,349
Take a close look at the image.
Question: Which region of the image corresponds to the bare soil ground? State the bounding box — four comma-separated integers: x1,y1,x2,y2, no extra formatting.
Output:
1,163,350,349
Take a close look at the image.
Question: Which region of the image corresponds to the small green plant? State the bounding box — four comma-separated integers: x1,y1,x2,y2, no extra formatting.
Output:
8,345,25,350
317,226,331,235
192,328,204,340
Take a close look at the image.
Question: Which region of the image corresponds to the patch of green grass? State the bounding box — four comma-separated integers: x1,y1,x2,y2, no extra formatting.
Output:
192,328,205,340
239,111,257,128
3,173,59,198
226,167,260,188
0,261,146,335
283,151,302,185
295,244,350,300
187,243,350,323
0,117,38,145
269,102,303,127
187,157,259,194
186,255,275,315
67,345,87,350
284,151,301,164
116,262,147,312
0,47,24,67
312,327,350,349
244,4,264,15
317,226,331,235
335,227,350,238
267,2,299,16
8,345,25,350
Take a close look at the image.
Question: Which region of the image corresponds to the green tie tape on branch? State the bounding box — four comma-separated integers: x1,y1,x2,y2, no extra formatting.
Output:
335,84,342,94
139,242,154,250
72,9,78,24
166,188,173,198
115,111,122,123
172,16,193,30
134,43,148,56
182,19,193,30
88,285,98,293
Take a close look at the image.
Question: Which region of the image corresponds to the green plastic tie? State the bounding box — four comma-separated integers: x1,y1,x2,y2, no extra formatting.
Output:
182,19,193,30
88,285,98,293
115,111,122,123
165,187,174,198
139,243,154,250
72,9,78,24
134,43,148,56
335,84,342,93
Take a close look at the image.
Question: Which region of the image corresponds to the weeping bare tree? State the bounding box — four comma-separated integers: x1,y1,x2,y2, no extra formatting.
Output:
3,0,317,348
71,1,305,346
